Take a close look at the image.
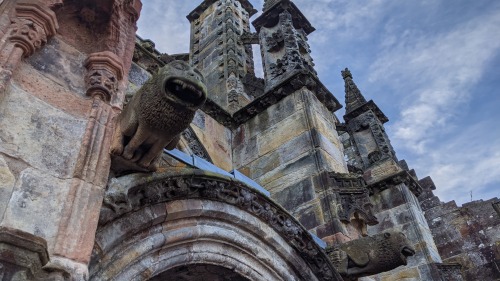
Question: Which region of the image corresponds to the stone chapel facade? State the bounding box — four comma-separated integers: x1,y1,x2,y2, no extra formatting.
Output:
0,0,498,280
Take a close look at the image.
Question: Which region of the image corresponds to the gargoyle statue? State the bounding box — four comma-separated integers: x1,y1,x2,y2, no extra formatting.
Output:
326,231,415,280
111,60,207,172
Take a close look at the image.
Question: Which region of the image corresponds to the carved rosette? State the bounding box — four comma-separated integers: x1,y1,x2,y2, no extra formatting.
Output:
84,51,124,102
9,0,58,57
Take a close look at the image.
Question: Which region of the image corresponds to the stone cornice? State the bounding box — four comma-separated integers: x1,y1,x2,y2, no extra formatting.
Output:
343,100,389,124
101,169,343,281
367,170,423,197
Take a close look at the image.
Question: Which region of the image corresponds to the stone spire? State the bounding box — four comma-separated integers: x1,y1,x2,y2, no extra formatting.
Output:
341,68,388,124
342,68,367,115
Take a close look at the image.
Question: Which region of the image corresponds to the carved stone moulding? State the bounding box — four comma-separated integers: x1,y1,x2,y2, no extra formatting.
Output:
187,0,257,22
101,169,343,281
84,51,124,102
367,170,423,197
433,263,464,280
327,172,378,228
10,0,58,57
336,189,378,226
240,32,259,45
230,70,342,128
343,100,388,124
0,226,49,280
181,127,213,163
252,0,315,34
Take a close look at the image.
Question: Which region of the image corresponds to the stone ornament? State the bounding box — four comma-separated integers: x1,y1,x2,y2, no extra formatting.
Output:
84,51,124,102
9,0,58,57
101,169,343,281
326,231,415,280
0,0,58,96
111,60,208,172
368,170,423,196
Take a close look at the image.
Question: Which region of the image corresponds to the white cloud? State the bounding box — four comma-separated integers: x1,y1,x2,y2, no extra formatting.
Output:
369,8,500,154
137,1,193,54
413,122,500,205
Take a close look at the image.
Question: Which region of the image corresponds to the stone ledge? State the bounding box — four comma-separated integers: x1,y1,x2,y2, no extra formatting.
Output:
367,170,423,197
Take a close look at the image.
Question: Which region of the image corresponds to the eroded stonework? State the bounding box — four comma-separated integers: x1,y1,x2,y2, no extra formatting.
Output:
1,0,498,280
111,60,207,172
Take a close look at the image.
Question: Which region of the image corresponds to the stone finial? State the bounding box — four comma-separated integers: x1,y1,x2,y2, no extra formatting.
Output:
341,68,352,79
342,67,367,114
84,51,124,102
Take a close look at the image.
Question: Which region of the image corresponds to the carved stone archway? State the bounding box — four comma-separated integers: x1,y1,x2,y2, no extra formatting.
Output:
90,169,343,281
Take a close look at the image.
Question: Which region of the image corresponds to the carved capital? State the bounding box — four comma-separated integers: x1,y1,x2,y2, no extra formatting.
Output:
84,51,124,102
9,0,58,57
0,227,49,279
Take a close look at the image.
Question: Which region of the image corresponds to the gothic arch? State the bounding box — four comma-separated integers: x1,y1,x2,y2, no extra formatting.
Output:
89,169,342,281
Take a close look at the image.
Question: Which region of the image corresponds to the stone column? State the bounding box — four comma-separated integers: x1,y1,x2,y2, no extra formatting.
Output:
47,2,141,279
0,0,58,98
47,52,124,280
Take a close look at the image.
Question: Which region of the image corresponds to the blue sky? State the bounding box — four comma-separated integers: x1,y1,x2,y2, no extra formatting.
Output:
137,0,500,206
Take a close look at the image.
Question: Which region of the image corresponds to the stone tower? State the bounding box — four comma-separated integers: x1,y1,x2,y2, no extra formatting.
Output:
339,69,445,280
187,0,258,112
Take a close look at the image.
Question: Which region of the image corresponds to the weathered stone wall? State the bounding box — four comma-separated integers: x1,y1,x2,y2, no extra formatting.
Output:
421,192,500,280
233,87,347,233
362,184,442,280
1,29,89,259
190,111,233,171
0,0,141,278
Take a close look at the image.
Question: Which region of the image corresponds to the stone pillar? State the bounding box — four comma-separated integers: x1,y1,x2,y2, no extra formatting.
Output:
47,1,142,279
48,52,124,280
0,0,58,98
